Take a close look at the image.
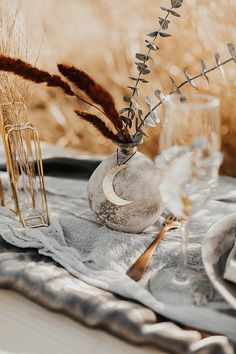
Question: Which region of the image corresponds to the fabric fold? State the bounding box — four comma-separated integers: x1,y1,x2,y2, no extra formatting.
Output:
0,175,236,344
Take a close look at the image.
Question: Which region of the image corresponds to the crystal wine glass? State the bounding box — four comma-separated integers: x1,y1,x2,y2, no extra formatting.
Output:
148,93,222,306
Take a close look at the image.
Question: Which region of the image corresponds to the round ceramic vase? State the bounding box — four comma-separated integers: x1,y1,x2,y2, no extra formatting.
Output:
87,143,163,233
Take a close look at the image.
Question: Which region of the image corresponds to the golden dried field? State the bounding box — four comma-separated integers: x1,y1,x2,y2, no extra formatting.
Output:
1,0,236,175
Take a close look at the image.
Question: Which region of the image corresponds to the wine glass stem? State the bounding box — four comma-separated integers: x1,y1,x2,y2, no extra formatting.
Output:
175,219,190,283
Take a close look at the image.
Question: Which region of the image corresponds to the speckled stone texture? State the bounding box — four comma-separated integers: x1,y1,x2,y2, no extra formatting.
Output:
88,147,163,233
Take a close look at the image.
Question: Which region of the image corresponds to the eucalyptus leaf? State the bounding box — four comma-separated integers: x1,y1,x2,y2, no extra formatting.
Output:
150,111,160,123
121,116,132,128
169,9,181,17
119,107,135,119
137,67,150,75
159,32,171,37
183,68,198,89
145,95,153,107
132,131,143,143
159,17,170,30
200,59,209,84
138,109,144,121
139,78,149,83
160,6,171,12
145,41,159,50
144,117,156,128
227,43,236,62
129,76,149,84
127,86,139,95
130,97,139,110
215,53,225,79
154,89,166,102
171,0,183,8
169,76,186,101
146,44,156,51
160,7,181,17
145,40,159,48
154,89,162,100
147,31,159,37
135,53,151,61
168,76,177,87
123,95,131,103
135,62,148,69
129,77,139,81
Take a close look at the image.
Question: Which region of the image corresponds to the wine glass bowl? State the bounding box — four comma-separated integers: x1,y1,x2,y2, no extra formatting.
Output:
159,94,221,151
148,93,222,306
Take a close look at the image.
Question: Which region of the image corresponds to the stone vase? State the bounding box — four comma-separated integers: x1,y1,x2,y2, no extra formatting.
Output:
87,143,163,233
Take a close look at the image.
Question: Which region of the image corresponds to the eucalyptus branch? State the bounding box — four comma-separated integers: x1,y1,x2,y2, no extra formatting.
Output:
138,43,236,130
178,58,233,89
119,0,184,137
128,9,171,97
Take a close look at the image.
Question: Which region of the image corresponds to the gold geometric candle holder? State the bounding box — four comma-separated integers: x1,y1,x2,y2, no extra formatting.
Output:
0,102,50,228
0,177,5,207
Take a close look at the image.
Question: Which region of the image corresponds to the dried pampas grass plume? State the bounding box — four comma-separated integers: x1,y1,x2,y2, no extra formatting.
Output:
58,63,123,131
0,56,75,96
75,110,121,143
0,55,126,142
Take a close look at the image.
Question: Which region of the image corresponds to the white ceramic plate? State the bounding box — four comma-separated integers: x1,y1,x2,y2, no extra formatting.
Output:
202,212,236,310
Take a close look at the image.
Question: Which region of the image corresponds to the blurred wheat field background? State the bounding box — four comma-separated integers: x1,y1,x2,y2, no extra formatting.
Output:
0,0,236,175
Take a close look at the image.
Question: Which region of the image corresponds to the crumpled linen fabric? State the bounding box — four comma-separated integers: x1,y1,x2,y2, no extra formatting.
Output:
0,174,236,342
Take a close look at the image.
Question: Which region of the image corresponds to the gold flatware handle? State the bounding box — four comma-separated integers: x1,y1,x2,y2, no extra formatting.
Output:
126,223,177,282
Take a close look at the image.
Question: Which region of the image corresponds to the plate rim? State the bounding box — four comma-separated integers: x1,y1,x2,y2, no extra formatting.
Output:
202,212,236,309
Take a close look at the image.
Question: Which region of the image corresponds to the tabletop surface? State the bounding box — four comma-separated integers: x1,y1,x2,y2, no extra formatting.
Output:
0,289,165,354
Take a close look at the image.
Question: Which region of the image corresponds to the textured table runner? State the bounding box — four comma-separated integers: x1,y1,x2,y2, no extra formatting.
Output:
0,173,236,354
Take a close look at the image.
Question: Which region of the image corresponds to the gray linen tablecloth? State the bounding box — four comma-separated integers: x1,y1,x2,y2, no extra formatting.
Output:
0,169,236,354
